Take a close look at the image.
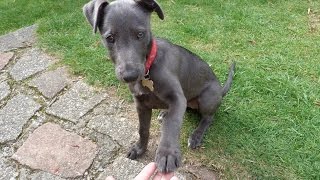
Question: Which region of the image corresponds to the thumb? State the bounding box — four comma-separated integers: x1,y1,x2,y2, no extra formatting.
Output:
106,176,115,180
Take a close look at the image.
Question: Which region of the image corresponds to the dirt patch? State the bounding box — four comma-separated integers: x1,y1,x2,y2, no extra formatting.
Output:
308,8,320,32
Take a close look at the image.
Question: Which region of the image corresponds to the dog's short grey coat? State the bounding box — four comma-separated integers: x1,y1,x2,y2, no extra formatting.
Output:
83,0,235,173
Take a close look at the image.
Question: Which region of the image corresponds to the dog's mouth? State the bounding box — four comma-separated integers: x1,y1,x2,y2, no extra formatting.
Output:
120,73,144,83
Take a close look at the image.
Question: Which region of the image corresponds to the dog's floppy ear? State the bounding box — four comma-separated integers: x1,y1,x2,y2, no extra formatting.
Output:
134,0,164,20
83,0,109,33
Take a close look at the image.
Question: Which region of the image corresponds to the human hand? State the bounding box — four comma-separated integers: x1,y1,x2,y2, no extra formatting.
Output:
134,162,178,180
106,162,179,180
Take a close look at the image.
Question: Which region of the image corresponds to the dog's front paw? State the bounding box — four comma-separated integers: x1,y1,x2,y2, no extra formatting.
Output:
127,143,146,160
155,146,181,173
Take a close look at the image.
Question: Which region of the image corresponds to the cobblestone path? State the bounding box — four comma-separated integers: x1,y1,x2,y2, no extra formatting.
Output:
0,25,217,180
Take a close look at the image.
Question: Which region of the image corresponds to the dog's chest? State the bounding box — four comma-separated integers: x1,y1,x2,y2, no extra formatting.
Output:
130,81,167,109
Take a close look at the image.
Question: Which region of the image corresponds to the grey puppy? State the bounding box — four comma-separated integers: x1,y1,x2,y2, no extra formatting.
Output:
83,0,235,173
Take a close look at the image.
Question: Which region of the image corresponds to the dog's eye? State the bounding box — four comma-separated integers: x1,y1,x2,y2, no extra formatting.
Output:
137,32,145,40
106,34,115,43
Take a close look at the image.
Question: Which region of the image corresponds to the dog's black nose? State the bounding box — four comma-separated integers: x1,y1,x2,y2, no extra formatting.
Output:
122,70,139,82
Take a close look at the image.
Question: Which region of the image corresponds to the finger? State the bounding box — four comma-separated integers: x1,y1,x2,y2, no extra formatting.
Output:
153,171,163,180
170,176,179,180
153,171,175,180
105,176,115,180
161,172,174,180
134,162,157,180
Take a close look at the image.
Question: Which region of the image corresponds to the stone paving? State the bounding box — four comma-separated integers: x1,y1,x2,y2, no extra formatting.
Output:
0,25,216,179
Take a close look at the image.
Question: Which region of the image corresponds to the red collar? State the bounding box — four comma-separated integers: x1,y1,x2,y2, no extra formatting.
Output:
145,39,157,75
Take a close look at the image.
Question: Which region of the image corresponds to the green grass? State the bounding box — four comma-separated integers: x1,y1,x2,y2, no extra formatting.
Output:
1,0,320,179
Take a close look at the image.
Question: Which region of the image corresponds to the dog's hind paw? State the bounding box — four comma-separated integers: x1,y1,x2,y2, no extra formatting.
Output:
188,134,202,149
155,146,181,173
127,143,146,159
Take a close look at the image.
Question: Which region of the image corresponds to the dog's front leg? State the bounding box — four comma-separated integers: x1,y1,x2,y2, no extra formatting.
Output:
156,91,187,173
127,96,152,159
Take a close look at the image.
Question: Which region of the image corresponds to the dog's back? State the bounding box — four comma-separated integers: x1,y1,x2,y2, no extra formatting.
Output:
153,38,222,100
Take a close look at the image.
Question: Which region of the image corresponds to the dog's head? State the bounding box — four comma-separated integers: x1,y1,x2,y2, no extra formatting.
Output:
83,0,164,83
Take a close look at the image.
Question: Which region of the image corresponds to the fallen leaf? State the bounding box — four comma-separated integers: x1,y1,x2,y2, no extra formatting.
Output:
248,40,256,45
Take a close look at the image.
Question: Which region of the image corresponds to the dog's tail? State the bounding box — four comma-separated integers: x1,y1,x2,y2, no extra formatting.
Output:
222,62,236,97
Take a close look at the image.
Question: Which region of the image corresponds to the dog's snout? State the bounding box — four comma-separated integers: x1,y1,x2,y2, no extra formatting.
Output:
122,70,139,82
116,62,144,83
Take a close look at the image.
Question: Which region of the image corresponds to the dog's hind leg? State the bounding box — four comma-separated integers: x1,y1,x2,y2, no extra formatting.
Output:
188,83,222,149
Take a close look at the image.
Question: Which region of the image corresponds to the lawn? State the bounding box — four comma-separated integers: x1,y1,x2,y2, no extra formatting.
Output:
1,0,319,179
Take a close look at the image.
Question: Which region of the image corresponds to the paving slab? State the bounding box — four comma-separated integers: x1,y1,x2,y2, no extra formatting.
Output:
0,25,37,52
0,73,7,81
0,159,18,180
87,115,138,148
46,81,106,123
29,68,70,98
10,48,55,81
0,94,41,143
97,157,145,180
12,122,98,178
89,132,120,169
19,168,68,180
0,52,14,70
29,171,66,180
0,81,10,102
